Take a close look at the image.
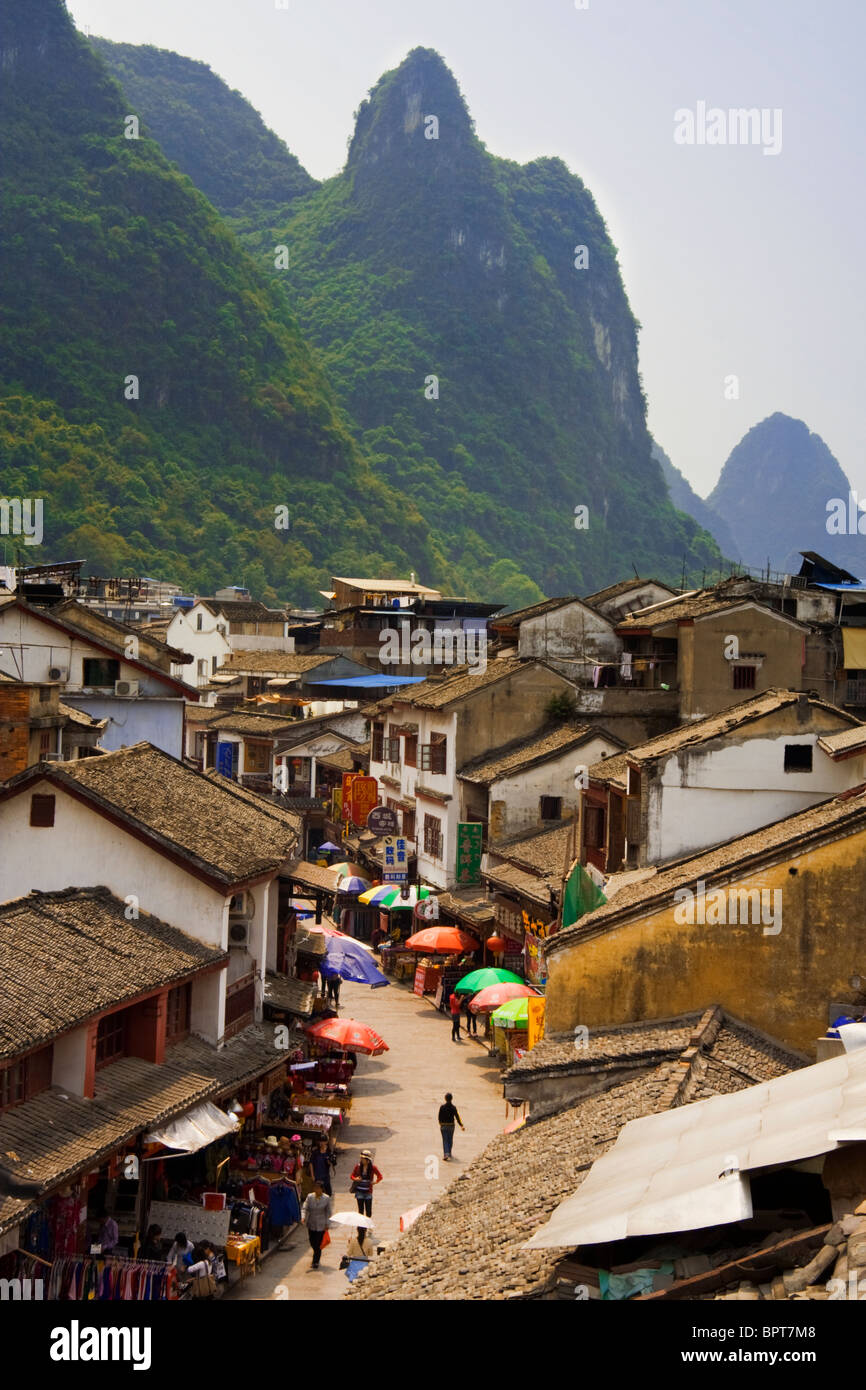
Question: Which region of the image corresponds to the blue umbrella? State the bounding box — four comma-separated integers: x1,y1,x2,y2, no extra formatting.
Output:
321,939,389,988
318,842,341,854
338,876,372,894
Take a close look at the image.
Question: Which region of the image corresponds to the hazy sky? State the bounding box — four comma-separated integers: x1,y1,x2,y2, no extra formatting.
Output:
67,0,866,499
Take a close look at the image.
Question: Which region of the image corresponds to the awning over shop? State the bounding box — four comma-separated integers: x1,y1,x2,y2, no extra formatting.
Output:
143,1100,239,1156
842,627,866,668
525,1045,866,1251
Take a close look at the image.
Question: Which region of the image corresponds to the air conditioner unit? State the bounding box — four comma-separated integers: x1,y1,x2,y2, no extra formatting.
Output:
228,920,250,947
114,679,139,697
48,666,67,682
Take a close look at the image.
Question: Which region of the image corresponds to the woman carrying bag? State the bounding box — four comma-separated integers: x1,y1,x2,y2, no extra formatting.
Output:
349,1149,383,1218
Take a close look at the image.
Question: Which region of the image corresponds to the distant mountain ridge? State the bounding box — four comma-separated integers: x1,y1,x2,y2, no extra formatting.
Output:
89,38,726,599
707,412,866,575
653,442,739,563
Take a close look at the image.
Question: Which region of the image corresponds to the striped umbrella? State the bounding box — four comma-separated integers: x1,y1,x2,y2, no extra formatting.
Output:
358,884,431,909
336,875,371,894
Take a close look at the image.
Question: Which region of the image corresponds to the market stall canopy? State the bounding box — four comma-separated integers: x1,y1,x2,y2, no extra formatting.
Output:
404,926,479,953
359,885,432,909
320,938,389,988
469,982,538,1013
525,1045,866,1251
303,1017,389,1055
455,966,523,994
143,1100,239,1155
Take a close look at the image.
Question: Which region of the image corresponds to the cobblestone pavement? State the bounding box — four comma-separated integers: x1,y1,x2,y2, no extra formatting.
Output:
224,977,508,1301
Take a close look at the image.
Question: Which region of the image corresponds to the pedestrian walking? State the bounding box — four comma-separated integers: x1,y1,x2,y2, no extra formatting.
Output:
307,1136,336,1196
449,989,463,1041
302,1181,332,1269
438,1092,464,1161
349,1149,383,1217
462,993,477,1035
325,974,341,1007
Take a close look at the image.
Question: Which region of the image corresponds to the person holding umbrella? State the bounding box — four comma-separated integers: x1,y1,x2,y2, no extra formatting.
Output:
349,1149,383,1217
438,1092,464,1161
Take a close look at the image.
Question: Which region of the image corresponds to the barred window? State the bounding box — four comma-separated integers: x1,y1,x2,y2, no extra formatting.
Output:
423,814,442,859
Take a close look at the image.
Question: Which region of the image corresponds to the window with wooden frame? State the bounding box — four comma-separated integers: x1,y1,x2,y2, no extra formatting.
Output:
419,733,447,775
583,805,605,850
539,796,562,821
30,793,55,827
403,807,416,840
384,734,400,763
0,1058,27,1112
371,722,384,763
732,665,756,690
423,814,442,859
82,657,120,687
404,733,418,767
39,731,52,757
95,1010,127,1069
625,797,642,845
165,983,191,1044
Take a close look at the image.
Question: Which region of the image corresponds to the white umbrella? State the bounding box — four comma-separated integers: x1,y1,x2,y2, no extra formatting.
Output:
330,1210,375,1229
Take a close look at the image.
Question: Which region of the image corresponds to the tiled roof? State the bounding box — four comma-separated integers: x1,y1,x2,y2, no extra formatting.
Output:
332,577,440,596
490,820,576,878
616,592,804,632
459,724,609,785
201,598,283,622
376,657,542,712
504,1009,804,1083
0,1024,285,1238
483,861,555,907
436,889,495,926
220,650,359,676
491,597,580,627
3,743,300,888
583,578,673,607
204,711,297,736
59,701,106,729
201,771,303,835
549,783,866,951
316,745,369,773
818,725,866,758
183,704,220,724
589,691,856,782
286,861,340,893
263,972,317,1017
0,887,225,1061
586,749,629,790
348,1008,802,1300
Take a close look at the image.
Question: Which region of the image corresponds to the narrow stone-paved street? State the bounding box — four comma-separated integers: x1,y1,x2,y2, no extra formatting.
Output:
225,977,508,1301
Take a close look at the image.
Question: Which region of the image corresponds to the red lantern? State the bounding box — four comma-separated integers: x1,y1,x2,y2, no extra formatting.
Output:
486,935,505,954
242,1101,255,1117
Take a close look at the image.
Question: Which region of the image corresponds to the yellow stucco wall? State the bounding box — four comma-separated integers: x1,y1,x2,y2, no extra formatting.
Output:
546,825,866,1054
679,612,805,720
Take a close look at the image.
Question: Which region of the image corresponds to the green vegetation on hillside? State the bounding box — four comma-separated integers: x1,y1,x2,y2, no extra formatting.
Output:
0,0,443,603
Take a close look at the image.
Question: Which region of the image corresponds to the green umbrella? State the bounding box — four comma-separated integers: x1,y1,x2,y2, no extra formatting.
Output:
455,966,523,994
490,997,532,1027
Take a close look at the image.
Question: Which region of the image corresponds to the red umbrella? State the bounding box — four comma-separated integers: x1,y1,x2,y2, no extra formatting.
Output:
470,982,539,1013
404,926,479,953
303,1017,389,1055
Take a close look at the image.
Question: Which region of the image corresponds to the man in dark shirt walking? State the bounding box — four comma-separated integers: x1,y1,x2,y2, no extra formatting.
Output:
438,1092,464,1161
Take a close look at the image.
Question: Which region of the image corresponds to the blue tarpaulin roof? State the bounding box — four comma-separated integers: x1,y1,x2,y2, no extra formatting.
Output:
306,675,426,688
814,583,866,593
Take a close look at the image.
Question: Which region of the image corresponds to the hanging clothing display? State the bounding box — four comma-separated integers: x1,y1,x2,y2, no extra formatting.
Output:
47,1255,177,1301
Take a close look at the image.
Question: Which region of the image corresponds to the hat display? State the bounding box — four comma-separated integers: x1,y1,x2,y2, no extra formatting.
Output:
291,1134,301,1142
264,1136,280,1148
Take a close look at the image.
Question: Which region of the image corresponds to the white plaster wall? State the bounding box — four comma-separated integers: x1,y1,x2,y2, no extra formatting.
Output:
167,607,232,685
51,1024,90,1096
646,739,866,864
518,602,620,670
0,606,177,696
0,781,229,949
191,969,226,1045
487,735,620,839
